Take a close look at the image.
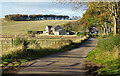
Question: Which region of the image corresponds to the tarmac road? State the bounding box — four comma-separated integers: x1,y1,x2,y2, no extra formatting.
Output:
3,38,98,76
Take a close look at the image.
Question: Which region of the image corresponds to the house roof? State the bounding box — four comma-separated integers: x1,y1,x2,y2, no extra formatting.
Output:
46,25,63,32
47,26,52,28
51,25,61,28
56,29,64,32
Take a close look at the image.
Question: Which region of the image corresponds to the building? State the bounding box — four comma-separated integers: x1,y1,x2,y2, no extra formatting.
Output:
89,26,99,34
43,25,67,35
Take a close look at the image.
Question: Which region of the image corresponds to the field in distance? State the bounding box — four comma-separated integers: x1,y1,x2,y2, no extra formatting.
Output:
2,20,77,34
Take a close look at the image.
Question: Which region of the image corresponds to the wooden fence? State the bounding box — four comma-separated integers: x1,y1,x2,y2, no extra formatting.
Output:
34,39,72,48
1,38,72,55
1,35,89,56
0,34,77,39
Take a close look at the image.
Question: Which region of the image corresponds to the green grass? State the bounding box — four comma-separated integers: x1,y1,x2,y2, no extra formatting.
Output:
2,20,76,34
86,34,120,75
86,48,119,75
97,34,120,51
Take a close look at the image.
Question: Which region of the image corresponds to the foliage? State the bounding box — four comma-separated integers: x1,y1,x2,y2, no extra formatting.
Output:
82,26,87,31
61,19,83,32
5,14,69,21
89,33,98,37
97,34,120,51
77,32,88,36
87,34,120,75
57,1,120,35
86,48,119,75
77,2,120,35
14,38,29,46
14,38,40,46
86,17,100,27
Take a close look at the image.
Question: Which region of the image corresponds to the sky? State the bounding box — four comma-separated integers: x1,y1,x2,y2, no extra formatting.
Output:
0,1,87,18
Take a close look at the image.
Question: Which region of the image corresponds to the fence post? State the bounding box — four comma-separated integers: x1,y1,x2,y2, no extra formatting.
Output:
11,38,13,48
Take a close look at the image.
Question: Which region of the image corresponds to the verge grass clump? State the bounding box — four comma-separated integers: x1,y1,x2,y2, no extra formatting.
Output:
86,34,120,75
87,47,119,75
97,34,120,51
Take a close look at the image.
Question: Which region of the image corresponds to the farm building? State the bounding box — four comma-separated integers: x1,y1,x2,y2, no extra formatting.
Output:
89,26,99,34
43,25,67,35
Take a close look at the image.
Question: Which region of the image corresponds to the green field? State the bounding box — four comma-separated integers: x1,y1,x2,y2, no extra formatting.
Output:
2,20,76,34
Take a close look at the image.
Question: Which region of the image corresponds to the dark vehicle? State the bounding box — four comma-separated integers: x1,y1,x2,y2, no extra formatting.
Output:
89,26,99,37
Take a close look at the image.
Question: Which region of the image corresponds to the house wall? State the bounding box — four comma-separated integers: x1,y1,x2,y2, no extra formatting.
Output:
54,31,59,35
53,29,55,34
46,26,49,33
51,28,55,34
59,30,67,35
45,25,67,35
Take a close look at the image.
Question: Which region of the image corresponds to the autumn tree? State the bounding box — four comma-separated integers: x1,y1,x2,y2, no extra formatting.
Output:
89,2,120,36
57,0,120,35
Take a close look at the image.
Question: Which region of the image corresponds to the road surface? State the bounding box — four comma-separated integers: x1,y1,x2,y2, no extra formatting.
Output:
5,38,98,76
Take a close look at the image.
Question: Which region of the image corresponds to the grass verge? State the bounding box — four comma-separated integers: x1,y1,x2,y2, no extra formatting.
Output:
86,34,120,76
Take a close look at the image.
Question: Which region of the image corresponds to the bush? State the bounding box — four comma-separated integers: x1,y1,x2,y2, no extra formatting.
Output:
14,38,29,46
27,31,32,34
77,32,87,36
97,34,120,51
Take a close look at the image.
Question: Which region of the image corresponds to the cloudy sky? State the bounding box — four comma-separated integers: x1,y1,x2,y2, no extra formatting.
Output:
0,0,86,18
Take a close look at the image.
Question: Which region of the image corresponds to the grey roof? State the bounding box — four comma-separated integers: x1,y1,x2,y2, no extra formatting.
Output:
56,29,64,32
51,25,60,28
47,26,52,28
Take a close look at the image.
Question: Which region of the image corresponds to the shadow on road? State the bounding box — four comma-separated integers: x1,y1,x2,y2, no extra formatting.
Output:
2,38,98,76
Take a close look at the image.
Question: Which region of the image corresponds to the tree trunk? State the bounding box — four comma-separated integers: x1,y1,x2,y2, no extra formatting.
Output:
106,27,108,36
99,27,103,35
101,24,105,35
112,3,118,36
103,27,106,35
104,22,108,35
113,16,117,36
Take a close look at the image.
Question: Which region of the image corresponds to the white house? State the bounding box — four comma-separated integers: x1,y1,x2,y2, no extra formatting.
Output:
43,25,67,35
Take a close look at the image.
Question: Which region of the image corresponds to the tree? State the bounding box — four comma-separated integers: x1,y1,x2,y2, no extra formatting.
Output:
90,2,120,36
57,0,120,35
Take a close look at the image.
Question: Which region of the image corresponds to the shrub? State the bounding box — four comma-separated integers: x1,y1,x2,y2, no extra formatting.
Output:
113,34,120,46
97,34,120,51
14,38,22,46
14,38,30,51
14,38,29,46
27,31,32,34
77,32,86,36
